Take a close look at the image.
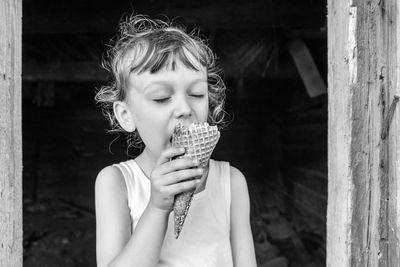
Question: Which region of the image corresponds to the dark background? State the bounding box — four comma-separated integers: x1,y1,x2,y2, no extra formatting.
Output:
22,0,328,266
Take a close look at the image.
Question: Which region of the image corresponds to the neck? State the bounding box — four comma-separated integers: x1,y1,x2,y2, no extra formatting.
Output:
134,148,158,178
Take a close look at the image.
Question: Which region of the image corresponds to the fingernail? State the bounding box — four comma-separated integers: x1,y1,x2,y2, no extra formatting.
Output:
180,147,185,152
193,159,199,165
195,178,201,183
197,168,203,174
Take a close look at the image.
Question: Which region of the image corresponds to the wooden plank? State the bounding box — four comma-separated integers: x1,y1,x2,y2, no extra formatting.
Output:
327,0,360,265
288,39,327,97
0,0,23,266
23,1,326,33
387,0,400,265
327,0,400,266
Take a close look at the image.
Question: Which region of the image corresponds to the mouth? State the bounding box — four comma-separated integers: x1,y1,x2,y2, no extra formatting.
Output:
170,121,201,146
170,122,185,144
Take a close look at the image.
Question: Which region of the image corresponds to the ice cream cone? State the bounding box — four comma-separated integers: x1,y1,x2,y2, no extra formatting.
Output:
171,122,220,238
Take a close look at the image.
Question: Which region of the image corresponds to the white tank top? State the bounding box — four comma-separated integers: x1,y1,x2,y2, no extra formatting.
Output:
113,159,233,267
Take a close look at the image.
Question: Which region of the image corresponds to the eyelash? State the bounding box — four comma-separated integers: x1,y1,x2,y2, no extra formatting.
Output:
153,97,171,103
153,94,204,103
190,94,205,98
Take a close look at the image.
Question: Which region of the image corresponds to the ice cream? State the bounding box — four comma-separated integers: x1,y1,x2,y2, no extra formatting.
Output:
171,122,220,238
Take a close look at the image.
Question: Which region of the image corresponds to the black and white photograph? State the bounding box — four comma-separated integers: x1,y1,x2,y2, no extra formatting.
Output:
2,0,399,266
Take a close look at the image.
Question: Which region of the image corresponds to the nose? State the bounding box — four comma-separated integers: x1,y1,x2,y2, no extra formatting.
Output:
173,95,192,119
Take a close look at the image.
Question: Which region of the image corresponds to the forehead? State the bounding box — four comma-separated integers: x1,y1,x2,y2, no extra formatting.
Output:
128,58,207,91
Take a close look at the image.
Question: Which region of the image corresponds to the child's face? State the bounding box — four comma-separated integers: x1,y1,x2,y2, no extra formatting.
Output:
125,59,209,158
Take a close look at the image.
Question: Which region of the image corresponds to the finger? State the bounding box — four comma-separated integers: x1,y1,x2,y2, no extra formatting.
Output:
164,178,201,196
158,157,199,175
163,168,204,185
156,147,186,165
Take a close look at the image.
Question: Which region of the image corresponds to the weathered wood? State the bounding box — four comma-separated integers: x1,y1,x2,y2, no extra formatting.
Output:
0,0,23,266
327,0,400,266
387,1,400,265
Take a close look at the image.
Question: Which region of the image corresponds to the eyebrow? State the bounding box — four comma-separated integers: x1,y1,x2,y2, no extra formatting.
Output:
143,78,207,92
143,81,173,92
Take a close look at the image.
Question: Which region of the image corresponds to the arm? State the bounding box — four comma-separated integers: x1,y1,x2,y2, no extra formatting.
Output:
95,147,203,267
229,166,257,267
95,165,169,267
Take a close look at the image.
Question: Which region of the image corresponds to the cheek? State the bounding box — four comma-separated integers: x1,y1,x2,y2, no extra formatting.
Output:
135,108,165,129
202,104,209,121
201,97,210,120
134,115,166,150
133,103,169,131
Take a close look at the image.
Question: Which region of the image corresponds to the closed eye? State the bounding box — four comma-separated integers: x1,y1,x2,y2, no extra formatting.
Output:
153,97,171,103
189,94,205,98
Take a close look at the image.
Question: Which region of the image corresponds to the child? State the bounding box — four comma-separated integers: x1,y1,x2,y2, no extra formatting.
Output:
94,14,257,267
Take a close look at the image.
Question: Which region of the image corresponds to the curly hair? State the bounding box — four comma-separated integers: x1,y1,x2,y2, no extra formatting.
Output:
95,14,228,148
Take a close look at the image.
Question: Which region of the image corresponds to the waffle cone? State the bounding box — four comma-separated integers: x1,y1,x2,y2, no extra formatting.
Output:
171,122,220,238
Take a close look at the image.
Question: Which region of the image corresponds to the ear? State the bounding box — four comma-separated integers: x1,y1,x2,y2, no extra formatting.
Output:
113,101,136,132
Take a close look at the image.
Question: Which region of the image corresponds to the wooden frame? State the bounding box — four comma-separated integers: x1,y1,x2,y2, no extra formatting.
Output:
327,0,400,265
3,0,400,264
0,0,22,265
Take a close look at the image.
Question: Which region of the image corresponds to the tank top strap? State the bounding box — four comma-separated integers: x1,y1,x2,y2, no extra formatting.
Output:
112,160,136,205
207,159,231,229
112,160,151,229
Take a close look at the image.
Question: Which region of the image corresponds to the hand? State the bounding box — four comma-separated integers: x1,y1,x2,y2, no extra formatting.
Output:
148,147,203,212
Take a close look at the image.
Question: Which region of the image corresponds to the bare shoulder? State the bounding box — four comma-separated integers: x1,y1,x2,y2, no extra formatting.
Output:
95,165,132,266
229,165,251,222
95,165,127,202
228,167,257,267
229,165,248,195
96,165,124,183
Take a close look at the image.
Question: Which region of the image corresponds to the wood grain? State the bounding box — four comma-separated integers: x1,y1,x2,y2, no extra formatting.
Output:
327,0,400,266
0,0,23,266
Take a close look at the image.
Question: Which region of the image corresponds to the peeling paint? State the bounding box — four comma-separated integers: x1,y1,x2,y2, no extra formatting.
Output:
348,6,358,84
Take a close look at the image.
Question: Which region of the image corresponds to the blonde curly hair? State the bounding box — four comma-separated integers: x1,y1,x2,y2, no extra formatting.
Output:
95,14,227,148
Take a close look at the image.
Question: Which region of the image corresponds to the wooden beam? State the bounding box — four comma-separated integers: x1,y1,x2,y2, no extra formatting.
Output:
388,2,400,265
327,0,400,266
23,0,326,33
0,0,23,265
23,62,108,82
288,39,327,97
